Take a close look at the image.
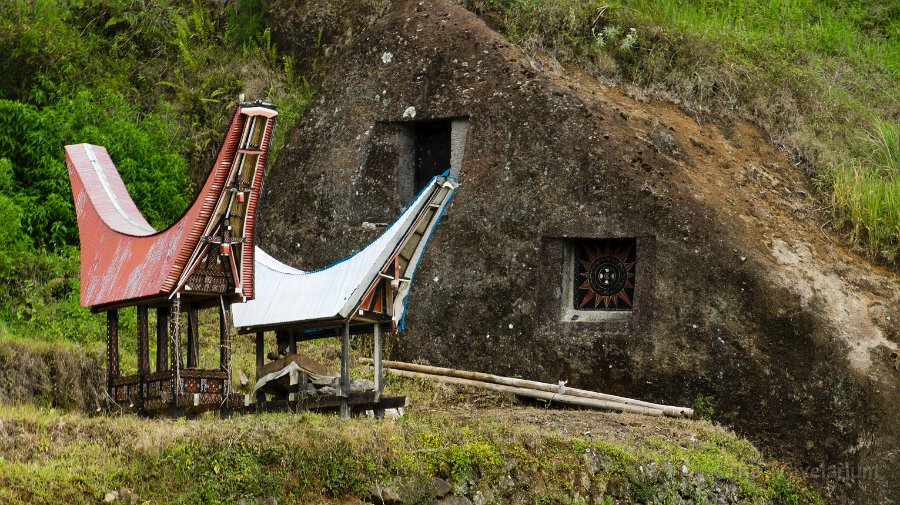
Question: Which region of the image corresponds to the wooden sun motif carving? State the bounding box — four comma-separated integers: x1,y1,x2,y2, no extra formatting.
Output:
574,239,636,310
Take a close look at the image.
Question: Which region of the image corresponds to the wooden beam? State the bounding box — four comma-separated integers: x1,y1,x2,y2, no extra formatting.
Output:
340,322,350,419
363,359,692,418
169,298,182,379
255,331,265,404
106,310,119,389
186,303,199,368
255,331,265,372
137,306,149,375
250,392,406,414
156,306,169,372
219,298,232,392
236,317,348,336
374,323,383,402
136,306,149,410
384,368,665,416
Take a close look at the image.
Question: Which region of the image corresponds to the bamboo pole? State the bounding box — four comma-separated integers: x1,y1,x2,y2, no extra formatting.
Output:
383,368,664,416
361,358,692,418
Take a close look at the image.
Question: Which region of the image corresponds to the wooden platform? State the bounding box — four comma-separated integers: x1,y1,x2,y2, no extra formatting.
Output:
237,392,406,417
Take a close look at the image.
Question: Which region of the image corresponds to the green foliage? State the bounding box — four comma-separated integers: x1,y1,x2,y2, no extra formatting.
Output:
1,248,104,345
462,0,900,264
416,426,503,481
0,160,32,283
632,432,824,504
0,94,192,248
0,0,314,345
692,393,716,421
226,0,267,48
826,121,900,261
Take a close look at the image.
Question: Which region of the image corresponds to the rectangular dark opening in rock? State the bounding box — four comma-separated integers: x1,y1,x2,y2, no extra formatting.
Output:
413,120,451,194
572,238,637,311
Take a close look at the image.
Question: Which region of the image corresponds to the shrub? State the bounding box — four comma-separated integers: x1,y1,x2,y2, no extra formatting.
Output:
692,393,716,421
0,0,315,346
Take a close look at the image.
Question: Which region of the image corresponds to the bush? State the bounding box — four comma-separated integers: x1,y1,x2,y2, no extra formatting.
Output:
0,0,314,345
692,393,716,421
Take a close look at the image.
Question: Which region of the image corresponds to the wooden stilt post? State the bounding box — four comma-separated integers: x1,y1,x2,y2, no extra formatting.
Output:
373,322,384,419
137,307,149,375
255,331,265,373
374,323,383,401
186,303,199,368
156,306,169,372
106,310,119,398
137,306,149,409
340,321,351,419
219,298,232,395
275,330,288,356
288,330,297,355
255,331,265,404
170,296,182,406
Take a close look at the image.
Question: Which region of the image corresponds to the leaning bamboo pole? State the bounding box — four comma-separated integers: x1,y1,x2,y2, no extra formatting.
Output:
382,367,664,416
361,358,693,418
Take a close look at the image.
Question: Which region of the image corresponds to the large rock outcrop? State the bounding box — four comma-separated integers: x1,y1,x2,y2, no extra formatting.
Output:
259,1,900,501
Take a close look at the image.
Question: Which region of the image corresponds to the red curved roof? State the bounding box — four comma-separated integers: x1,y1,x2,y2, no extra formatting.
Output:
65,103,277,310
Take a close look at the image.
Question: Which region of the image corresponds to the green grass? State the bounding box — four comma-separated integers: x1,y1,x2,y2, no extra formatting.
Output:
462,0,900,264
0,402,822,504
0,335,103,411
826,121,900,261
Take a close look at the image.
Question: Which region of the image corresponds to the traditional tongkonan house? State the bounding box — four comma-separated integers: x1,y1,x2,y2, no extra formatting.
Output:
65,101,277,415
232,174,458,418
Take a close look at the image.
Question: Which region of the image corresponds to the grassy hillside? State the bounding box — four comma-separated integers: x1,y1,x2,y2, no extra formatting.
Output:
0,390,823,504
0,322,825,504
463,0,899,264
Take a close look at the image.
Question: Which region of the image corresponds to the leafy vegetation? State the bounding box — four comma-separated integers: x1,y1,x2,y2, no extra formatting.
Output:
462,0,900,263
827,121,900,260
0,0,314,344
692,393,716,421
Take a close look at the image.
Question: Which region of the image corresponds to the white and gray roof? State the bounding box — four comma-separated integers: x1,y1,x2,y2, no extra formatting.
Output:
232,175,458,331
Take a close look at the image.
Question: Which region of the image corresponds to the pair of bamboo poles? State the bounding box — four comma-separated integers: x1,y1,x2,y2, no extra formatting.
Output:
361,358,693,418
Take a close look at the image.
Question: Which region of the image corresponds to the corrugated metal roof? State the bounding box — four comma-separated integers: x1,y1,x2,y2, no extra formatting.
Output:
232,176,458,330
65,103,277,309
74,144,157,235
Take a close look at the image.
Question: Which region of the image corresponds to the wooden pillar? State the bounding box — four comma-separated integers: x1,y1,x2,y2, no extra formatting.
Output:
374,323,383,402
106,310,119,391
275,330,289,356
255,332,265,373
186,303,199,368
156,306,169,372
288,330,297,356
219,299,232,390
137,307,149,375
340,321,351,419
137,306,149,409
255,331,265,404
170,297,182,400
